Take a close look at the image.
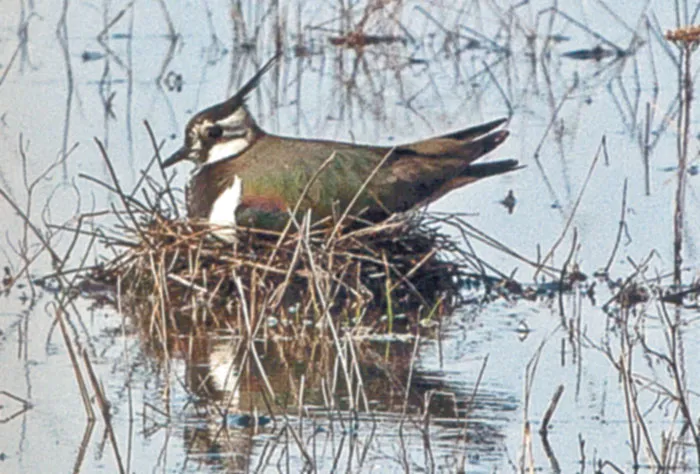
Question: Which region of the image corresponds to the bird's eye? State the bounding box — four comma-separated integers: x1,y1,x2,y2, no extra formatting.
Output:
207,125,223,139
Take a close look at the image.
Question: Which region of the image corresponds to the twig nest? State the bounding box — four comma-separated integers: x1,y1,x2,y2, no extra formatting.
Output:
87,210,475,335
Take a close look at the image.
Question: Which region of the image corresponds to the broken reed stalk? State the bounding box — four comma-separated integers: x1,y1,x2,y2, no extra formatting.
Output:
57,309,95,421
82,347,126,474
643,102,651,196
665,27,699,287
539,384,564,435
602,179,628,276
535,135,603,280
673,42,691,288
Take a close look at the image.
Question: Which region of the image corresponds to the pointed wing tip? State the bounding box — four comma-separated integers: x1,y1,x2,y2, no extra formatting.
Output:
490,117,510,128
465,159,522,178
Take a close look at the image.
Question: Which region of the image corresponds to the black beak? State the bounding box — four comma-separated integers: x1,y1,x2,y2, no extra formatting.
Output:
162,147,188,168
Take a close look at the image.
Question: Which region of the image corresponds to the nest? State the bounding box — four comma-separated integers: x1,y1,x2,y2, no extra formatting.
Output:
87,207,480,335
74,147,508,337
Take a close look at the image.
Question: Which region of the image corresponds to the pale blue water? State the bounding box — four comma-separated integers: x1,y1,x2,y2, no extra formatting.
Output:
1,1,699,472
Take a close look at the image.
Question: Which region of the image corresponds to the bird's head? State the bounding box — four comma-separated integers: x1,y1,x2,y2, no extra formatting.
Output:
163,55,279,169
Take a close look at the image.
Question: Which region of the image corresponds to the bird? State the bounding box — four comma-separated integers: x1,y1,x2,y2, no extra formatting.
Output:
162,56,519,235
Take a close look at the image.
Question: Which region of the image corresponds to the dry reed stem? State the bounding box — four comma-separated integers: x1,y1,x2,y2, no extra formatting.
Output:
82,347,125,474
56,309,94,421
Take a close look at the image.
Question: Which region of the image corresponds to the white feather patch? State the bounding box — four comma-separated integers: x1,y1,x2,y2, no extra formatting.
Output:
206,139,250,165
216,107,247,128
208,175,242,241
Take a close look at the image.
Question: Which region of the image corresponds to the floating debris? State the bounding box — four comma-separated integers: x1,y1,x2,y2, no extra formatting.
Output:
516,320,531,341
2,266,12,288
329,33,406,48
613,283,649,309
225,414,272,429
659,164,699,175
562,45,616,61
81,51,104,62
163,71,183,92
661,285,700,306
547,34,571,43
666,25,700,44
500,189,516,214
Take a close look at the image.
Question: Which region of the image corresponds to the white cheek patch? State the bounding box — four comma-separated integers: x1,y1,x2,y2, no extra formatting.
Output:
190,122,208,151
206,139,250,165
208,175,242,241
216,107,247,128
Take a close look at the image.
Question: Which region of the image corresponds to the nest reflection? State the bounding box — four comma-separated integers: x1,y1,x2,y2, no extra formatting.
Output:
136,327,513,472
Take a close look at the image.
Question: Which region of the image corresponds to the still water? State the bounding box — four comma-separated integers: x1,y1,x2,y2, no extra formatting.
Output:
1,1,700,472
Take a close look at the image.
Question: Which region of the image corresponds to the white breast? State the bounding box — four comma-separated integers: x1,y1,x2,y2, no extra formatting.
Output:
208,175,242,241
